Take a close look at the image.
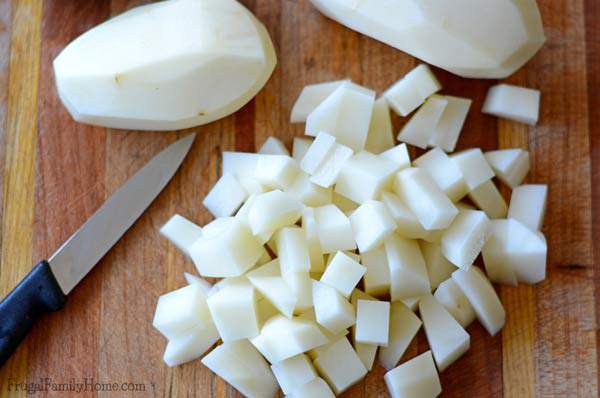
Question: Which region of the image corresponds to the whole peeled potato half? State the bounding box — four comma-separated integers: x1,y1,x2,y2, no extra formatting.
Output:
53,0,277,131
309,0,545,79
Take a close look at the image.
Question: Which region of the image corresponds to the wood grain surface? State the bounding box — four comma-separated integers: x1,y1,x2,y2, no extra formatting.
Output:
0,0,597,397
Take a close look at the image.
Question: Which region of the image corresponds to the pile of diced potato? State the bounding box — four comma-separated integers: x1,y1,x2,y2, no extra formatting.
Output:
153,64,545,398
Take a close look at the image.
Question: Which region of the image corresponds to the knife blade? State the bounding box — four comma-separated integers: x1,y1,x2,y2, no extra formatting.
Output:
0,134,195,366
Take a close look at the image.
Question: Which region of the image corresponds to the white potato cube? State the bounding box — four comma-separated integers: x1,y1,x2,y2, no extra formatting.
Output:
189,219,263,277
247,258,281,279
349,200,397,252
259,136,290,156
428,95,472,152
320,252,366,298
300,132,337,175
207,283,259,342
384,64,441,117
394,168,459,230
441,210,490,269
451,148,495,191
286,172,332,207
54,0,276,131
508,184,548,231
482,84,541,125
468,180,508,219
201,340,279,398
254,154,300,190
239,177,268,195
335,151,399,204
401,296,421,312
277,227,312,275
160,214,203,256
297,309,350,355
384,234,431,300
360,246,391,297
452,267,505,336
163,323,220,367
313,337,368,395
434,278,476,328
355,300,390,346
302,207,326,274
306,82,376,151
481,220,518,286
286,377,335,398
291,79,349,123
257,298,283,328
248,276,297,318
365,97,395,153
414,147,468,201
398,95,448,149
248,190,304,237
349,290,379,370
313,281,356,334
419,294,470,371
381,191,427,239
284,271,314,314
381,144,411,170
379,301,422,371
485,148,530,188
332,191,359,212
384,351,441,398
184,272,213,295
271,354,317,394
222,151,260,179
251,315,329,363
153,284,211,340
314,204,357,253
506,219,547,284
310,142,354,188
420,241,457,289
293,137,314,163
203,173,248,217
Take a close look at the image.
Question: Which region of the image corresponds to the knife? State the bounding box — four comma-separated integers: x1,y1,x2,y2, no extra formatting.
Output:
0,134,195,366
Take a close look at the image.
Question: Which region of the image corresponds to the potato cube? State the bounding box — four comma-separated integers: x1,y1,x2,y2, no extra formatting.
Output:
276,227,312,275
314,204,357,253
482,84,540,125
451,148,495,191
258,136,290,156
419,241,457,289
380,143,411,170
506,219,547,284
153,284,211,339
441,210,490,269
481,219,518,286
434,278,476,328
394,168,458,230
378,301,422,371
163,323,220,367
355,300,390,346
365,97,395,154
508,184,548,231
207,283,259,342
254,154,300,190
384,351,441,398
384,64,441,117
302,207,326,274
184,272,213,295
248,190,304,237
468,180,508,219
419,294,470,371
313,281,356,334
271,354,317,395
300,132,337,175
310,143,354,188
284,271,314,314
291,79,348,123
313,337,368,395
428,95,472,152
248,275,297,318
285,377,335,398
203,173,248,218
222,151,260,179
360,246,391,297
286,172,332,207
159,214,203,256
292,137,314,162
414,147,468,201
485,148,530,188
381,191,427,239
397,95,448,149
349,200,397,252
384,234,431,300
332,191,359,212
320,252,366,298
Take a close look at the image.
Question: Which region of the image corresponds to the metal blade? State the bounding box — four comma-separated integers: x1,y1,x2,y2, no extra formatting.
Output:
48,134,195,294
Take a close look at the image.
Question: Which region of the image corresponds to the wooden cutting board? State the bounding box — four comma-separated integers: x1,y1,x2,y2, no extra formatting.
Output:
0,0,597,397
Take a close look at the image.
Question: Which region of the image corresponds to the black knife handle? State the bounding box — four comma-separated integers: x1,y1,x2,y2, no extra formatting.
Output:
0,260,66,367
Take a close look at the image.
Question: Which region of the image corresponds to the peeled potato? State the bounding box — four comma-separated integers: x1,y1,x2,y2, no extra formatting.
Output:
54,0,276,130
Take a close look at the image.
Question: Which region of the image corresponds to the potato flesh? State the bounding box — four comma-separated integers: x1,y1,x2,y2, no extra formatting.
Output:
248,190,304,237
163,322,220,367
271,354,317,395
300,132,337,175
428,95,472,152
276,227,312,275
384,351,441,398
248,276,297,318
441,210,490,269
505,219,547,284
291,80,349,123
285,377,335,398
314,204,357,253
310,143,354,188
203,173,248,217
308,0,545,79
312,281,356,334
152,284,211,340
320,252,366,298
293,137,314,163
254,155,301,190
349,200,397,253
360,246,391,297
481,220,518,286
313,337,368,395
468,180,508,219
414,147,468,202
384,64,442,117
378,301,422,371
355,300,390,346
380,143,411,170
365,97,395,154
301,208,326,275
452,268,506,336
207,283,260,342
259,136,290,156
434,278,476,328
394,168,459,230
384,234,431,300
380,191,427,239
419,294,470,371
485,149,530,188
285,172,333,207
223,151,261,179
201,340,279,398
306,82,376,151
483,84,541,125
159,214,203,256
54,0,276,130
508,184,548,231
397,96,448,149
419,241,457,290
451,148,495,191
